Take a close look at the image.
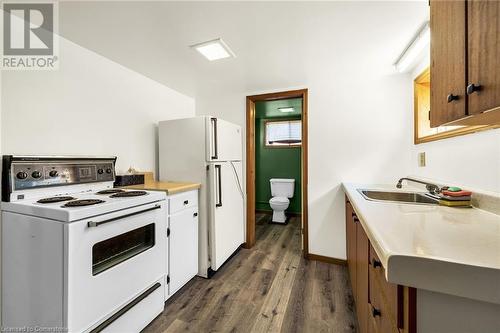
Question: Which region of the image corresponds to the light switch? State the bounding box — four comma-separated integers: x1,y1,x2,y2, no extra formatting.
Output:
418,152,426,167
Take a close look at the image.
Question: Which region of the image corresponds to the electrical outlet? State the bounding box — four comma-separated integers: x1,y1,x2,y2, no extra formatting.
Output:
418,152,426,167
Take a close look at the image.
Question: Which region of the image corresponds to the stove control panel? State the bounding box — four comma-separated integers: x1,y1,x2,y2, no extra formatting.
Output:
9,159,115,191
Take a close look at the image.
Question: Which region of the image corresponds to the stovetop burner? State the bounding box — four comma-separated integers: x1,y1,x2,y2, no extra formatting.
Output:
37,196,76,204
110,191,148,198
64,199,105,207
96,189,125,195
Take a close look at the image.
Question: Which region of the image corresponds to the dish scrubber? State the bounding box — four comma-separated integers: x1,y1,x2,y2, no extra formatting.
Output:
442,190,472,197
439,199,472,207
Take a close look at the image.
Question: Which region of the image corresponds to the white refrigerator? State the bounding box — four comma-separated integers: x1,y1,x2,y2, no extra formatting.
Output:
158,116,245,278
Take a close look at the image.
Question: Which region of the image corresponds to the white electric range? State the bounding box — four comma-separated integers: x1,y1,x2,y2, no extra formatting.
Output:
1,156,167,333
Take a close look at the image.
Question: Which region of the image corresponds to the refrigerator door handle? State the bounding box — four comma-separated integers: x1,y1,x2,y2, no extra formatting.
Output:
215,164,222,207
211,117,218,160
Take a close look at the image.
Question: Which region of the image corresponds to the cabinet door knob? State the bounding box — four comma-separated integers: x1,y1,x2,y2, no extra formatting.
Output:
353,217,359,223
183,200,189,205
466,83,482,95
372,306,381,317
372,258,382,268
193,212,198,217
447,94,459,103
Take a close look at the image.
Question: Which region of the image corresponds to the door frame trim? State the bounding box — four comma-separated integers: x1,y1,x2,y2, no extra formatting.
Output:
244,88,309,257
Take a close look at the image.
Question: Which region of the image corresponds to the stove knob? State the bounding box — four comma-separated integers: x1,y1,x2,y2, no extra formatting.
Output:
97,169,104,174
106,168,112,174
16,171,28,180
49,170,58,177
31,171,42,179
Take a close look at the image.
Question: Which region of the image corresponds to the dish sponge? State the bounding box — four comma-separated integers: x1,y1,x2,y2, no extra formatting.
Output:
438,199,472,207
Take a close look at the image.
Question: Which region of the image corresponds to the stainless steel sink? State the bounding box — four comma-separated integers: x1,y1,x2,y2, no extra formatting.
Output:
357,189,439,205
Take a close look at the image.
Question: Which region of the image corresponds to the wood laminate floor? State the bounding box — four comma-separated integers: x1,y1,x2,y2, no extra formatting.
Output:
143,213,357,333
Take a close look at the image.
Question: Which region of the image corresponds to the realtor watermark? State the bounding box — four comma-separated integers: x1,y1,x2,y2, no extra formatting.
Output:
1,1,59,70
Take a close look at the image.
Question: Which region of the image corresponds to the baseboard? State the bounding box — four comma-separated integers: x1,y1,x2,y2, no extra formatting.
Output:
288,212,302,217
255,209,302,216
268,219,289,225
306,253,347,266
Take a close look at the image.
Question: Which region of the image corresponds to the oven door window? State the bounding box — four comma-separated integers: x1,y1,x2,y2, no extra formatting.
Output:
92,223,155,275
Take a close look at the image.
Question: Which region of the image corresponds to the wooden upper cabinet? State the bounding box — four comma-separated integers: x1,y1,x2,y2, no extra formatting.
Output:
430,0,500,127
467,0,500,115
430,0,467,127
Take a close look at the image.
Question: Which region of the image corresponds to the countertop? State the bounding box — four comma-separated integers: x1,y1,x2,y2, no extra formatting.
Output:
342,183,500,305
124,181,201,195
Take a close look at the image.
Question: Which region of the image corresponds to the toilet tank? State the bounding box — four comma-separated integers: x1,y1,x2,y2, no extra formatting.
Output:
270,178,295,198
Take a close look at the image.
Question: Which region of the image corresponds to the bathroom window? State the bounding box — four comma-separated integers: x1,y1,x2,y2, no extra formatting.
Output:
265,120,302,147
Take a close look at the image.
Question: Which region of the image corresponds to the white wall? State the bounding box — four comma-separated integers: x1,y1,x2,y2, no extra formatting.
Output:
410,127,500,193
1,36,195,175
196,71,415,260
193,3,425,260
27,0,426,261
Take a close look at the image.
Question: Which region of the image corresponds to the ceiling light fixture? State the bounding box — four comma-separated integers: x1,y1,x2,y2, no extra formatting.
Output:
394,22,430,73
190,38,235,61
278,107,295,113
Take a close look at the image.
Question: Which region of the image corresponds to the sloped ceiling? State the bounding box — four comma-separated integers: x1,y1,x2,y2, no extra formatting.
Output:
58,1,429,99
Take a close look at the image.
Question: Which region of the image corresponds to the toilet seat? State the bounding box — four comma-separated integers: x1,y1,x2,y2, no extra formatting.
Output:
269,196,289,205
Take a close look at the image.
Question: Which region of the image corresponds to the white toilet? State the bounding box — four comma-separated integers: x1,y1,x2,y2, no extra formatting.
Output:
269,178,295,223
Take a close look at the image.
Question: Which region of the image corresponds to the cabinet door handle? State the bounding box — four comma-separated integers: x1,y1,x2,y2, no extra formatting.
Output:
353,216,359,223
446,94,459,103
466,83,482,95
372,306,381,317
193,212,198,217
372,258,382,268
183,200,189,205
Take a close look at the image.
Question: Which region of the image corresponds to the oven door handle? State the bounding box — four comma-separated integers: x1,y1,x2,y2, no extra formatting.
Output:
87,204,161,227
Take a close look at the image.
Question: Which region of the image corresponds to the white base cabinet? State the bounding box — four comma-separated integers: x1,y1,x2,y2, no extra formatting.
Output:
166,190,199,300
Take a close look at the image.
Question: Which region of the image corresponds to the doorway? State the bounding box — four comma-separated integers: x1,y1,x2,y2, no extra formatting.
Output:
245,89,308,257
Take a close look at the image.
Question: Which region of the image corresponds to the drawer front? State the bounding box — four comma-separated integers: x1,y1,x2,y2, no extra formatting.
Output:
169,190,198,214
369,275,399,333
100,279,164,333
369,245,400,332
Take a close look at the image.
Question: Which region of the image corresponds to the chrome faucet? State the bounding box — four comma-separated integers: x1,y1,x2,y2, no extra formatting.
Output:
396,177,441,195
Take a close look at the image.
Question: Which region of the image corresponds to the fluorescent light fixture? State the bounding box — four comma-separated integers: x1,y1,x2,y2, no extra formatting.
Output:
394,22,430,73
278,107,295,113
190,38,235,61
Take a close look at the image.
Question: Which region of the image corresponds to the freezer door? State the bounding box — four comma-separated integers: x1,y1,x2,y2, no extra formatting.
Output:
208,162,244,270
206,117,242,162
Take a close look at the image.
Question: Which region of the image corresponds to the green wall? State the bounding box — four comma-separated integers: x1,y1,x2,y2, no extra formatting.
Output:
255,99,302,213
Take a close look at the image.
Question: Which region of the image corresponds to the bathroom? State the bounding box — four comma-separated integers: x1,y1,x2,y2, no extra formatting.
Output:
254,97,303,234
